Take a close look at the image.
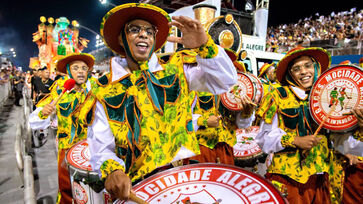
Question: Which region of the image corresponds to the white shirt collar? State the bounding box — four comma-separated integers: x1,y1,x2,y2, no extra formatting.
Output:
110,53,163,82
290,86,308,100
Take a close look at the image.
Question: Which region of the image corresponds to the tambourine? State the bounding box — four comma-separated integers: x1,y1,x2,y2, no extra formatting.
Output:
221,73,264,111
309,65,363,132
234,126,264,167
117,163,286,204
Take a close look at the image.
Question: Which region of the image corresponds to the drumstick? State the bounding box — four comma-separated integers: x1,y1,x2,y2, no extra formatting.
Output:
236,95,257,107
130,192,149,204
303,104,337,156
313,103,337,137
51,79,76,105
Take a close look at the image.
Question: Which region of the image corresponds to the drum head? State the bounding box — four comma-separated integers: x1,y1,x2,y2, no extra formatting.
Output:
66,139,93,171
221,73,255,111
117,163,285,204
234,127,262,159
310,65,362,132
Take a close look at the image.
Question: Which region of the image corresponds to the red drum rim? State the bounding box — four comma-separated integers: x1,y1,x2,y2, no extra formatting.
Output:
221,73,255,111
247,73,264,105
120,163,286,204
309,65,362,132
66,139,94,172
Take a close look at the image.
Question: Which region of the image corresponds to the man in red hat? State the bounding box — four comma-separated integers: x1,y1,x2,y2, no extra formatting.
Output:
258,62,279,94
83,3,237,201
29,53,97,204
255,47,363,203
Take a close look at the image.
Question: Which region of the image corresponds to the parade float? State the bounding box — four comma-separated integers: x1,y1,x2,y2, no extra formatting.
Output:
30,16,89,72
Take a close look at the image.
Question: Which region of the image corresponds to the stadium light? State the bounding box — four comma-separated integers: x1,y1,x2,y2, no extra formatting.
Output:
99,0,116,7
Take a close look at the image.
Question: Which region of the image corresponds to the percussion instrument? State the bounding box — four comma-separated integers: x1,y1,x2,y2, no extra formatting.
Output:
116,163,286,204
234,126,266,168
221,73,264,111
66,139,112,204
310,65,363,132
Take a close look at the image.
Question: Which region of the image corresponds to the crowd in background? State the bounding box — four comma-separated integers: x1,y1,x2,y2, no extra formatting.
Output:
266,8,363,53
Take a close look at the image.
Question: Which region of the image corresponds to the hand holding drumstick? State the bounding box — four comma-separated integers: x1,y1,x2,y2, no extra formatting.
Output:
300,104,337,155
105,170,149,204
40,79,76,117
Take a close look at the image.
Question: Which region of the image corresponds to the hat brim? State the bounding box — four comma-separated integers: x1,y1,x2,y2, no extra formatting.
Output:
101,3,171,56
258,63,274,77
56,53,95,74
276,47,331,84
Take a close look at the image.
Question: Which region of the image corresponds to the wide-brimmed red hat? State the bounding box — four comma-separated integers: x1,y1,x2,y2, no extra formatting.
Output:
258,62,275,77
56,53,94,74
276,47,331,84
100,3,171,56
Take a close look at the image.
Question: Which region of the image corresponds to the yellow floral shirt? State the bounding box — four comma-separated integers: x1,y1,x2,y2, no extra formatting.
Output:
37,76,98,151
193,92,237,149
257,86,331,184
79,36,221,182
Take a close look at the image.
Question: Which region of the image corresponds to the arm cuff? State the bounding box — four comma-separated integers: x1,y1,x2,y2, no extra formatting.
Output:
193,34,218,59
100,159,126,182
38,109,49,120
353,129,363,142
281,134,296,148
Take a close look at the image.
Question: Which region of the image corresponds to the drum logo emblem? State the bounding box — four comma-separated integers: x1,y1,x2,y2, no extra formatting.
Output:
310,66,363,131
73,181,88,204
119,164,284,204
234,127,262,158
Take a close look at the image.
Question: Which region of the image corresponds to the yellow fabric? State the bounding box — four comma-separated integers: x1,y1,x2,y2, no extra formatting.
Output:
257,86,331,184
36,76,98,151
328,151,345,204
193,92,237,149
80,36,219,182
353,129,363,142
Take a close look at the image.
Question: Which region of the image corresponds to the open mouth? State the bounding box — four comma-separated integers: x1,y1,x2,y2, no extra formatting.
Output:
77,75,86,81
135,42,149,53
299,76,312,83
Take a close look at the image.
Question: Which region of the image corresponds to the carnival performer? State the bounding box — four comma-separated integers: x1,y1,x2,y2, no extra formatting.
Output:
258,62,279,94
255,47,333,203
29,53,97,204
190,49,254,165
82,3,237,201
329,108,363,203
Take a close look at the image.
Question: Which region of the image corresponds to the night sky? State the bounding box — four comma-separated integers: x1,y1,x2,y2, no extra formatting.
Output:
0,0,360,70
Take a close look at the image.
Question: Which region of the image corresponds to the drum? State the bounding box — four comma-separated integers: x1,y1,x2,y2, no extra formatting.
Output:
234,126,266,168
66,140,112,204
310,65,363,132
221,73,264,111
116,163,286,204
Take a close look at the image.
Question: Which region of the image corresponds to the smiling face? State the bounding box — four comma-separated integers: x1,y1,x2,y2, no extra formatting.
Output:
69,60,88,85
289,56,315,89
119,19,156,62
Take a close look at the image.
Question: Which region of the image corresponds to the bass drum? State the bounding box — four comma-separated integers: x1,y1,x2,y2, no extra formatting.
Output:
309,65,363,132
234,126,267,168
116,163,286,204
221,73,264,111
66,140,112,204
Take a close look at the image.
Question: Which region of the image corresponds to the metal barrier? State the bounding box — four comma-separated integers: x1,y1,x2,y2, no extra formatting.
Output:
13,87,37,203
0,82,11,108
14,123,24,185
24,155,36,204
